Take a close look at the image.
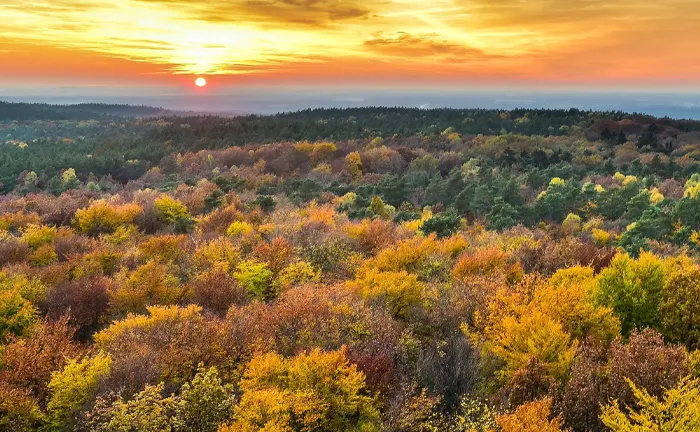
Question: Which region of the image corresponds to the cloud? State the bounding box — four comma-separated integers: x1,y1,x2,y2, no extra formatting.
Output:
133,0,375,28
364,32,485,61
1,0,700,83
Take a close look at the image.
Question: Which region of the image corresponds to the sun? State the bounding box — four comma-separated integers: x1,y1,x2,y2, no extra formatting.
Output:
195,77,207,87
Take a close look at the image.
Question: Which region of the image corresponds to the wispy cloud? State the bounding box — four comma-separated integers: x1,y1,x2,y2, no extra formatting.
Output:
1,0,699,83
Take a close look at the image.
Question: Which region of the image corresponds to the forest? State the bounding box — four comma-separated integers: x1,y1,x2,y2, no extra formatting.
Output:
1,103,700,431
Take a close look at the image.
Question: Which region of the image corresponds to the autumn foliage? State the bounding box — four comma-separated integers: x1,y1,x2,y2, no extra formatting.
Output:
3,107,700,431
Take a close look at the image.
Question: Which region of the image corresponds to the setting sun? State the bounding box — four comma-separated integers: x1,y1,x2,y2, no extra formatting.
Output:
195,77,207,87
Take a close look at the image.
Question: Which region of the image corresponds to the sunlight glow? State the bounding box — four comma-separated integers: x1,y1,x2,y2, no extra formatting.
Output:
1,0,698,84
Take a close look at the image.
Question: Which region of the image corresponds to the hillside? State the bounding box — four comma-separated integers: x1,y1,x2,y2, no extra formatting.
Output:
2,105,700,431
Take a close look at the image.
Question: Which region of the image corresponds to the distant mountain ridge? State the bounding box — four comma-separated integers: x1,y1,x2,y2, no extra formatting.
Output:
0,101,176,121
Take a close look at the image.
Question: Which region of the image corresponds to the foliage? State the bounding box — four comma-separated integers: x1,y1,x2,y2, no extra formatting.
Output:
90,383,177,432
88,366,234,432
558,329,690,431
3,106,700,430
188,268,246,314
226,221,253,238
0,289,38,343
233,260,273,301
449,397,498,431
496,398,569,432
192,237,240,273
420,211,461,238
226,347,380,432
110,261,184,314
174,366,235,432
73,200,143,235
275,261,319,292
46,352,112,428
660,261,700,348
600,377,700,431
349,269,424,318
596,252,664,335
154,196,194,233
478,309,576,383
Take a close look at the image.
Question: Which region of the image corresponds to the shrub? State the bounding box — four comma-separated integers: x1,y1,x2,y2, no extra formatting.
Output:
561,213,581,235
660,263,700,348
478,309,576,383
0,271,47,304
0,316,82,405
137,234,189,264
275,261,320,292
0,235,31,267
89,383,176,432
557,329,690,431
345,218,396,254
93,305,231,389
175,366,235,432
252,236,295,274
192,238,240,273
20,224,56,249
88,367,234,432
448,397,498,432
453,247,509,280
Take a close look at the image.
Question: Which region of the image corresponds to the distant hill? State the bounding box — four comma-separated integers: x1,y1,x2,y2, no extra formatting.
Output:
0,101,175,121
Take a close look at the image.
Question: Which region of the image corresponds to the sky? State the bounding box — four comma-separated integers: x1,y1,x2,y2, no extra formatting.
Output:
1,0,700,91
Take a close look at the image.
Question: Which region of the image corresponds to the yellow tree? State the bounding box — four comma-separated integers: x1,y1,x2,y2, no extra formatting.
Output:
46,352,112,429
496,398,569,432
344,152,363,180
348,268,424,318
601,377,700,431
225,347,380,432
73,200,142,235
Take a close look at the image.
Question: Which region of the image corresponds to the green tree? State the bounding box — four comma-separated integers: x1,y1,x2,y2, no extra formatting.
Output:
377,174,409,207
596,252,664,335
175,366,234,432
420,210,460,238
624,189,651,221
233,260,273,301
619,207,672,257
97,383,177,432
486,197,520,231
470,185,494,217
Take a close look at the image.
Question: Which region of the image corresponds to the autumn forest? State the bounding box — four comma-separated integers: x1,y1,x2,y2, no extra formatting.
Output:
1,103,700,431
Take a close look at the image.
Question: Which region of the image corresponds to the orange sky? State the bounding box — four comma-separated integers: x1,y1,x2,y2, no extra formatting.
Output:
1,0,700,89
